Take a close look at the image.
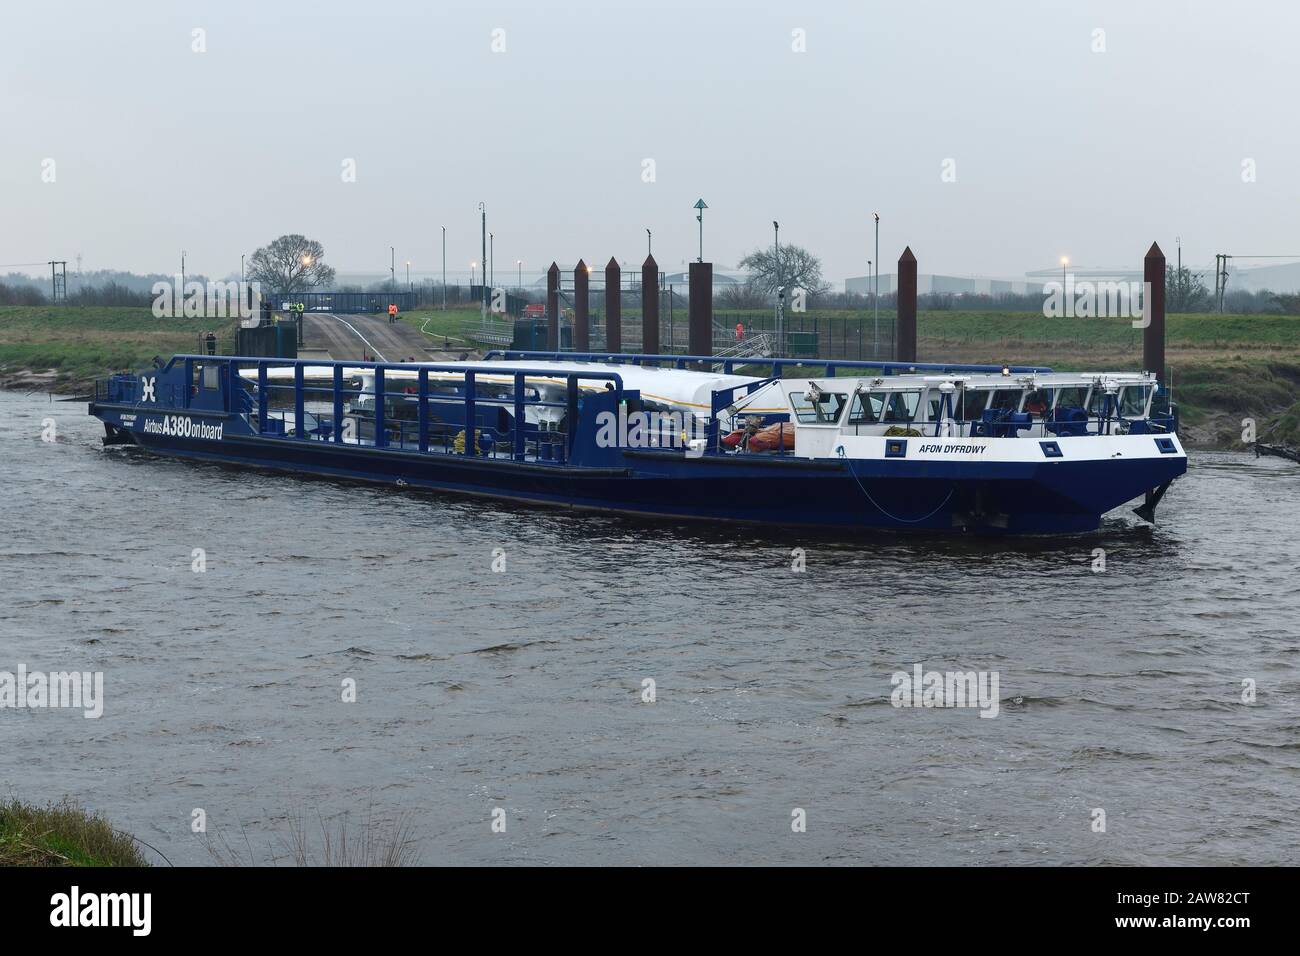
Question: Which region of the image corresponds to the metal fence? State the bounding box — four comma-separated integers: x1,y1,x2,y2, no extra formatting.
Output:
456,313,894,363
714,312,896,362
265,291,419,314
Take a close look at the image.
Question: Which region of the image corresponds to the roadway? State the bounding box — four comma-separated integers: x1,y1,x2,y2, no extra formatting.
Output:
299,312,468,363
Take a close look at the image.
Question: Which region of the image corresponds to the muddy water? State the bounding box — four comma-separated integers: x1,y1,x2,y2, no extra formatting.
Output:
1,390,1297,865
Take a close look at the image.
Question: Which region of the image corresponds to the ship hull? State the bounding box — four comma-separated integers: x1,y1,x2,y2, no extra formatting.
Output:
97,412,1186,534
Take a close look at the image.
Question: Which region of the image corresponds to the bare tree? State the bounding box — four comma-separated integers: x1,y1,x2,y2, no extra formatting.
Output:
1273,292,1300,315
738,242,830,296
1165,265,1209,312
246,234,336,292
714,281,771,309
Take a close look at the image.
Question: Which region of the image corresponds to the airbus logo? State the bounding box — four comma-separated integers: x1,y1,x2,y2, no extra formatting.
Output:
140,376,156,402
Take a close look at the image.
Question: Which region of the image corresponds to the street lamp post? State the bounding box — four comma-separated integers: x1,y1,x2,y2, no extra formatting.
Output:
441,225,447,310
773,220,781,345
646,228,652,257
1060,256,1069,298
478,202,487,322
296,255,312,346
489,233,494,289
873,212,880,357
693,199,708,262
390,246,395,292
516,259,522,290
406,261,411,292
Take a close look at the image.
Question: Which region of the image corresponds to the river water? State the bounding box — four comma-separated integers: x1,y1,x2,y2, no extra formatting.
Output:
1,390,1297,865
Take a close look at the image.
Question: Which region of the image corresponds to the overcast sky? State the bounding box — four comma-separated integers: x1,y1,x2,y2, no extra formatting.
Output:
2,0,1296,285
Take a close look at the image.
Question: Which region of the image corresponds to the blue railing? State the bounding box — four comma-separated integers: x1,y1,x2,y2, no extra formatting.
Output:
152,355,628,464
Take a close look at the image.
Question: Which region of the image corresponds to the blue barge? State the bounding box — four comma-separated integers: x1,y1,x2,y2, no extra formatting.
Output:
88,351,1187,534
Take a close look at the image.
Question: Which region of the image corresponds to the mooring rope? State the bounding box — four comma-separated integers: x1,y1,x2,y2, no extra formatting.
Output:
836,445,955,525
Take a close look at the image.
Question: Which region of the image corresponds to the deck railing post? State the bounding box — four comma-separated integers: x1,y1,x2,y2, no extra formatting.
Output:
333,365,344,442
374,366,386,448
294,364,305,439
183,358,193,408
418,368,429,453
464,371,476,455
257,363,268,432
513,373,526,461
566,376,579,460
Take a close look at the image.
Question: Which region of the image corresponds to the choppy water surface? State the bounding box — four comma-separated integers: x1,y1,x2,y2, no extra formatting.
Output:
1,390,1297,865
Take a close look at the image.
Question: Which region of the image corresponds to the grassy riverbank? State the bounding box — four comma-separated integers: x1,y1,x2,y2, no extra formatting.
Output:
0,799,146,866
0,305,236,393
4,304,1298,446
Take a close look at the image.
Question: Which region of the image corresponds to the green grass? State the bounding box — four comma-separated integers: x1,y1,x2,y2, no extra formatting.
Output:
0,305,236,390
0,798,147,867
919,310,1300,351
1267,398,1300,445
716,308,1300,354
394,307,487,344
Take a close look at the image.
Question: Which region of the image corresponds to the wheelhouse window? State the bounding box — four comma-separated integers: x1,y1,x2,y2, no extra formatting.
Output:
925,389,946,420
1088,388,1116,415
959,388,991,420
880,391,920,423
790,390,849,424
988,389,1023,413
1023,389,1050,415
849,391,886,424
1052,386,1088,410
1118,385,1150,417
192,363,221,390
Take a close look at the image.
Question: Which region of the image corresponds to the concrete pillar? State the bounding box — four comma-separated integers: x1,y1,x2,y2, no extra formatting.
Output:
546,262,560,351
688,261,713,356
605,257,621,353
1143,242,1166,386
896,246,917,363
573,260,589,352
641,254,659,354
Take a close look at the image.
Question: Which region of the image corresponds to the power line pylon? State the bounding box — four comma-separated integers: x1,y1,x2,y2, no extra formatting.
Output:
48,260,68,302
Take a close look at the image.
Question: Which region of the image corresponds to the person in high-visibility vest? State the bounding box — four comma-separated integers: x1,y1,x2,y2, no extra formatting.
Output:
388,303,398,324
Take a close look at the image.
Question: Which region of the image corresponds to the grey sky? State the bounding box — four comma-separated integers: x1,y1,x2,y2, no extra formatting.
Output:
3,0,1295,285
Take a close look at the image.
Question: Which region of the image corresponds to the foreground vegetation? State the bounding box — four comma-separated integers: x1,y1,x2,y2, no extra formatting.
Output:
3,304,1298,446
203,807,419,867
0,799,146,867
0,305,236,392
